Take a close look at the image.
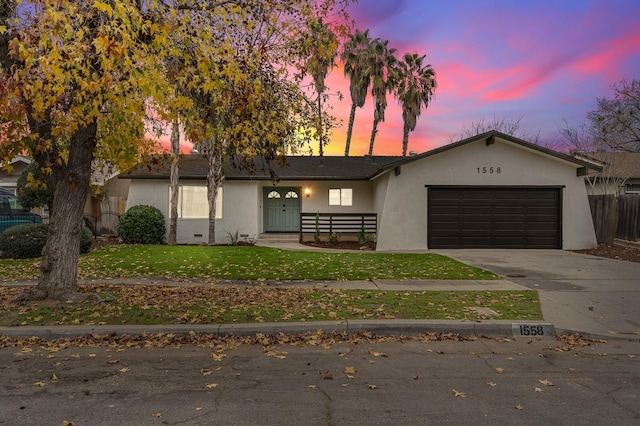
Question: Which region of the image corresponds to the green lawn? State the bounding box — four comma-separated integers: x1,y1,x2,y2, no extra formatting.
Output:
0,284,542,326
0,246,545,325
0,245,499,281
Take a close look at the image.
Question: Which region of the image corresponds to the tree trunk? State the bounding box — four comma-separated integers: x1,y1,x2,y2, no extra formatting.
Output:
15,122,98,302
402,125,410,156
205,139,224,246
168,120,180,245
345,103,357,156
317,95,324,157
368,118,379,156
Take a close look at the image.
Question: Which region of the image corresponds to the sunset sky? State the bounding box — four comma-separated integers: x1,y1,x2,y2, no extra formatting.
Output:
318,0,640,156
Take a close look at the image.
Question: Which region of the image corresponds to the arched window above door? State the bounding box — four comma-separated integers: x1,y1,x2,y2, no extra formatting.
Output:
267,190,281,199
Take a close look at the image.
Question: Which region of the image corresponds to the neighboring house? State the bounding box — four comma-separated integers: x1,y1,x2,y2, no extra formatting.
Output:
86,162,130,235
0,156,49,220
0,156,129,234
124,131,600,250
573,152,640,196
0,155,31,194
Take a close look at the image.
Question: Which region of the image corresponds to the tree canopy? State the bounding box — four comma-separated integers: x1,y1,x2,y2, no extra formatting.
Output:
0,0,352,300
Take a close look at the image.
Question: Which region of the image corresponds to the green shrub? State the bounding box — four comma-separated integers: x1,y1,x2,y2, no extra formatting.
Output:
365,233,376,248
329,232,340,245
117,205,166,244
0,224,93,259
0,223,48,258
80,226,94,254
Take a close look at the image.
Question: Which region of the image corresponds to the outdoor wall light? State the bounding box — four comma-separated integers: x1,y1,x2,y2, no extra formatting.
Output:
305,188,311,197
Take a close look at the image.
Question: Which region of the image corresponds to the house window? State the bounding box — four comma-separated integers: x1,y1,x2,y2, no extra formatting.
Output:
625,183,640,194
172,185,222,219
267,190,281,199
328,188,352,206
285,191,298,199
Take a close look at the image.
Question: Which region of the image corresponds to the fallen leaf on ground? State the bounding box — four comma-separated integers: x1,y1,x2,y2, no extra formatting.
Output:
369,351,387,357
368,384,378,390
485,381,496,387
206,383,219,389
534,387,544,393
452,389,466,398
33,381,46,387
495,368,504,374
538,379,554,387
343,366,357,374
107,359,119,365
412,375,419,380
152,413,162,418
322,371,333,380
210,353,226,362
515,405,524,410
200,368,212,376
119,368,129,373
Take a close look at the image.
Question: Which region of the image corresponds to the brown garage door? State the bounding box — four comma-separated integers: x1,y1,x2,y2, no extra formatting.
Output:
428,187,561,249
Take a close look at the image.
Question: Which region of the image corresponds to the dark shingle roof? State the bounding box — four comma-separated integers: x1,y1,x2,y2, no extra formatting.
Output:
575,152,640,178
123,131,602,181
124,155,405,181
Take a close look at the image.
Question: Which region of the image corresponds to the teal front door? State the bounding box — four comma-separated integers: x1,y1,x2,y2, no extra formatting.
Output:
263,188,301,232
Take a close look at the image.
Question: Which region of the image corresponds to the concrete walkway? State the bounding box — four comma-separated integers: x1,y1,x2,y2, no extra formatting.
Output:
2,243,639,340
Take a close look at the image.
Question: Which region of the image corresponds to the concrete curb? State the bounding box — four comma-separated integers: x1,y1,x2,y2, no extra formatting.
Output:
551,327,640,342
0,320,556,340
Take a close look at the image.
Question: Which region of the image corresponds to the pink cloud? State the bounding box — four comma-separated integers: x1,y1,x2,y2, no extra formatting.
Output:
568,27,640,81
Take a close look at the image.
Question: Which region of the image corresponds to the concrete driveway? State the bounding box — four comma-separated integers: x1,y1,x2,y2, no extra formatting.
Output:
434,249,640,339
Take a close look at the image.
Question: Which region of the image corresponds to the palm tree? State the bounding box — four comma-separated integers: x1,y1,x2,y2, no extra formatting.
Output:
395,53,436,156
367,38,397,156
301,18,338,157
341,28,373,156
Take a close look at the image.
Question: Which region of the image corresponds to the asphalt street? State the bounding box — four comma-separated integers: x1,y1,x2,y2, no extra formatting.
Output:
1,335,638,425
1,248,640,425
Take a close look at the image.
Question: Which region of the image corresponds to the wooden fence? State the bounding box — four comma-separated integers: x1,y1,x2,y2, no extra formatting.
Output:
588,195,640,244
300,213,377,236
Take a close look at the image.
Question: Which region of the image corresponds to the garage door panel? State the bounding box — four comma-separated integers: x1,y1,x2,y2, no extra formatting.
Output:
428,187,561,249
430,206,460,215
462,205,492,214
494,206,525,215
462,190,492,199
494,222,526,231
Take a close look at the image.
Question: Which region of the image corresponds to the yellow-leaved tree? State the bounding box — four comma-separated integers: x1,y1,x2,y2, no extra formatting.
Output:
165,1,352,246
0,0,352,300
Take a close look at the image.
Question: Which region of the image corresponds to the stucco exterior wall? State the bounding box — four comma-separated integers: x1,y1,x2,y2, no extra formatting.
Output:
375,139,597,251
105,177,131,200
126,179,261,244
258,180,374,214
254,180,374,234
127,138,597,250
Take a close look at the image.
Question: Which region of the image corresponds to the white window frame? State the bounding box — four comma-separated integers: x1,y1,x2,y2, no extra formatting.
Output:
328,188,352,206
170,185,222,219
